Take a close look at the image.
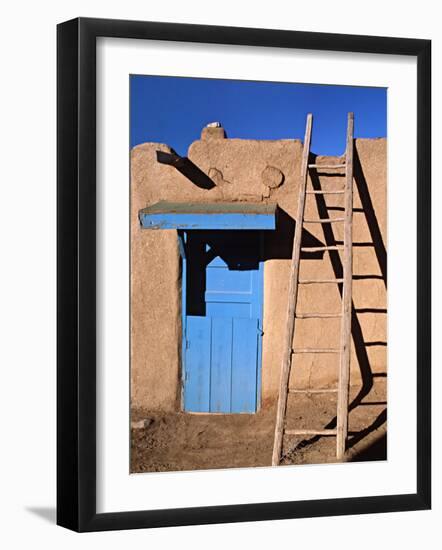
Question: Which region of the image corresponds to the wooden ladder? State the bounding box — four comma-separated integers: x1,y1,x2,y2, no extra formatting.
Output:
272,112,354,465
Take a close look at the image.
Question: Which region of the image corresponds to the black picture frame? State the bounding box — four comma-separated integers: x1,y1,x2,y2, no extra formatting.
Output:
57,17,431,532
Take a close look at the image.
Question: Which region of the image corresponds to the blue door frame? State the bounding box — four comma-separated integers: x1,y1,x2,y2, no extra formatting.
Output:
179,230,264,413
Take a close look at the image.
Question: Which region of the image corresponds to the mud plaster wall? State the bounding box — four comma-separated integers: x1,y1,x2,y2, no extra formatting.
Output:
130,131,387,412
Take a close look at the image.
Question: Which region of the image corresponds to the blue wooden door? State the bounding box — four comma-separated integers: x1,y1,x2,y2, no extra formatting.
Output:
182,231,263,413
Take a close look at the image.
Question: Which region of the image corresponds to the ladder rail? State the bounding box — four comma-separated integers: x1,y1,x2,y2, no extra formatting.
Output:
336,113,354,460
271,113,313,466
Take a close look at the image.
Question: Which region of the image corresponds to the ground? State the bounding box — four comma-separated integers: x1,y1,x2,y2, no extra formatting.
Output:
131,380,386,473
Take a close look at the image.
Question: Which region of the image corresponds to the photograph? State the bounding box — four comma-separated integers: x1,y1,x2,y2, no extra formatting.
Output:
129,75,387,473
0,0,433,541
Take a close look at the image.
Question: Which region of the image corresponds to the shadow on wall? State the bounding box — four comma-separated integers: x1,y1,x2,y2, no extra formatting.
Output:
184,208,326,317
156,150,216,189
263,207,326,261
287,145,387,456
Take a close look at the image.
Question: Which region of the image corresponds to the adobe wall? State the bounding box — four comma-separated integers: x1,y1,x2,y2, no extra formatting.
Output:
130,127,387,412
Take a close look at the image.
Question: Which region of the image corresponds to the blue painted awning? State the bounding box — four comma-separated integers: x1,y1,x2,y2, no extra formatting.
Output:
139,201,277,230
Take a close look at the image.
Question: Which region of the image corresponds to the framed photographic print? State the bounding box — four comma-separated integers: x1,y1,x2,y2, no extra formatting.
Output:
57,17,431,531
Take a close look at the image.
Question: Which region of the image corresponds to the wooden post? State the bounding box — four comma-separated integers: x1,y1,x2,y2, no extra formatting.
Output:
336,112,354,460
271,114,313,466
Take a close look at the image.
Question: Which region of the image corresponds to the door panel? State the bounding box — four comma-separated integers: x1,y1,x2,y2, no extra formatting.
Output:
209,317,233,413
206,265,252,292
231,318,259,413
183,316,211,412
206,302,251,318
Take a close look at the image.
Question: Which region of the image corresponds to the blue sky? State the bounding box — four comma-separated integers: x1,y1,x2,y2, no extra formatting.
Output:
130,75,386,156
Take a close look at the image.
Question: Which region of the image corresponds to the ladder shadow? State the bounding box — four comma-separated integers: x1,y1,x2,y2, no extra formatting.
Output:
284,148,387,458
284,408,387,462
347,408,387,449
349,432,387,462
353,147,387,287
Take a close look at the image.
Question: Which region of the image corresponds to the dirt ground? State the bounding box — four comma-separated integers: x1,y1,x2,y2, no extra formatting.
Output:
131,380,386,473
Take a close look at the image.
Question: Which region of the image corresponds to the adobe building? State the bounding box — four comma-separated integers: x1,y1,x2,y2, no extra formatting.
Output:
130,124,387,415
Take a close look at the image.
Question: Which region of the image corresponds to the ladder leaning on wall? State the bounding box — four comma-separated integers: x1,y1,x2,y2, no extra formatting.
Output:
272,112,354,465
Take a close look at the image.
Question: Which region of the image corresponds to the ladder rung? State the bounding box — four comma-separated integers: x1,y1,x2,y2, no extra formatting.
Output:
301,245,344,252
289,388,338,394
299,278,344,284
303,218,345,223
284,429,338,436
308,163,346,169
292,348,340,353
295,313,342,319
306,189,345,194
